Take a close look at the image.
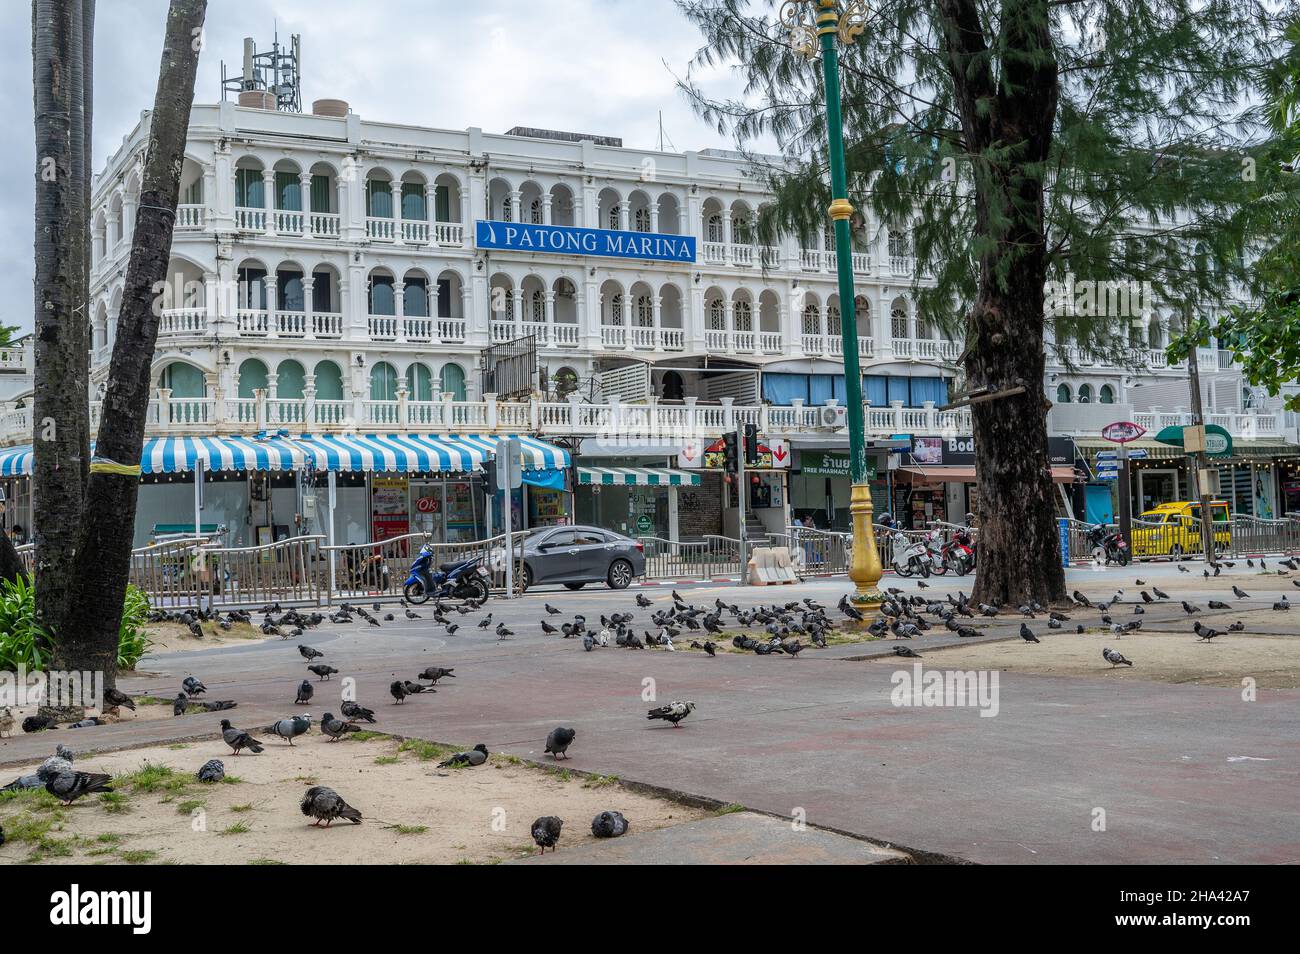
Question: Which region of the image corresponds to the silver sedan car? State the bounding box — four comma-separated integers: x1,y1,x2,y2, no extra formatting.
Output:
518,525,646,590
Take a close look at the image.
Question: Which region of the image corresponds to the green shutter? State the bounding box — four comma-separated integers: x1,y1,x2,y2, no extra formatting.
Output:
310,174,331,213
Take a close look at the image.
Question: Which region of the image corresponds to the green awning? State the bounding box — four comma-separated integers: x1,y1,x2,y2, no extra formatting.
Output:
577,467,700,487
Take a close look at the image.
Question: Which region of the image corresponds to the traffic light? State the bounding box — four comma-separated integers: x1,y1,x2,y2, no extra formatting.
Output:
743,423,759,466
481,464,499,498
722,430,739,473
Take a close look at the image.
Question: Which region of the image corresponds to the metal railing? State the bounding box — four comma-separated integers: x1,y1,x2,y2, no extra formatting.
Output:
1226,515,1300,557
636,534,744,580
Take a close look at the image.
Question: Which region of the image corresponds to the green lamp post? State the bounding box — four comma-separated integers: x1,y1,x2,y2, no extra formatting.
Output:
780,0,881,603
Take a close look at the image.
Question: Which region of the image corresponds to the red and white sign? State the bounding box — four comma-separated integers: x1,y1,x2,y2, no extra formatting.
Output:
415,496,439,513
677,439,704,470
1101,421,1147,444
765,438,790,468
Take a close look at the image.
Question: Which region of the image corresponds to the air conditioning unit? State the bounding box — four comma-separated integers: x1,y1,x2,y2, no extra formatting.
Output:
818,405,847,428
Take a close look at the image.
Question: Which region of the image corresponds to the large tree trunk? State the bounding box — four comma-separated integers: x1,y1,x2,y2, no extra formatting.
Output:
939,0,1066,606
32,0,89,639
55,0,206,688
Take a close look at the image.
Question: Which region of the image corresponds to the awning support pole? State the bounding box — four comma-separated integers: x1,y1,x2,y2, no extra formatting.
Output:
326,470,337,605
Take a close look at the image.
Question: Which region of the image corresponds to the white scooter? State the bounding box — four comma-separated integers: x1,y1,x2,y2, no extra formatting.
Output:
888,528,931,577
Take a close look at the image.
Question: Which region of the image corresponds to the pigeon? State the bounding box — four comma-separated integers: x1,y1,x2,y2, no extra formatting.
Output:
438,743,489,767
541,620,559,634
477,614,494,629
1020,623,1040,644
636,594,652,607
301,785,363,827
298,644,324,661
1179,563,1190,572
340,700,376,723
1152,586,1170,599
646,701,695,727
1194,622,1222,642
172,693,192,716
591,810,629,838
37,745,76,781
418,666,455,684
220,719,264,755
531,815,563,854
196,759,225,783
1181,601,1201,614
320,712,361,742
402,681,435,695
23,714,58,733
104,687,135,712
307,664,339,681
1232,585,1250,599
545,603,563,615
893,645,922,658
45,771,113,805
544,727,576,760
390,680,410,704
1273,597,1291,611
404,608,421,620
1208,600,1230,609
192,699,238,712
295,680,314,704
496,623,515,639
182,676,208,696
1102,647,1133,668
583,633,595,651
1228,620,1246,632
268,714,312,745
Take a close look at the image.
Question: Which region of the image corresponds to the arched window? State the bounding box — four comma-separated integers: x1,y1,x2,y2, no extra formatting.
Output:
636,295,654,327
890,303,908,339
606,203,620,230
634,207,651,233
158,363,206,399
276,360,306,399
825,304,840,338
706,213,723,243
440,363,467,401
401,183,426,220
1078,384,1093,404
530,289,546,324
403,278,428,318
1099,384,1116,404
370,361,398,401
553,366,578,397
1056,383,1072,404
1148,321,1164,350
734,300,753,332
1243,387,1255,409
237,359,268,399
369,276,395,315
709,300,727,332
406,363,435,402
314,360,344,400
802,303,821,336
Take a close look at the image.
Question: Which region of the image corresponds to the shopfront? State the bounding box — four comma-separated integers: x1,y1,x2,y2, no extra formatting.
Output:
788,448,885,531
574,460,700,539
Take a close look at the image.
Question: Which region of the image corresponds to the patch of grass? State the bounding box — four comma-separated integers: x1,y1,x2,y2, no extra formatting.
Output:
219,821,251,835
498,754,525,766
249,858,287,865
714,802,746,815
389,824,428,835
582,774,620,788
120,762,189,794
135,695,171,706
1,809,62,846
98,791,130,813
117,849,157,864
0,787,63,812
346,730,387,743
552,769,572,783
293,775,319,785
95,832,123,844
373,755,400,765
29,834,79,860
85,846,117,857
176,799,205,815
167,743,190,750
398,738,457,761
219,775,242,785
229,803,253,813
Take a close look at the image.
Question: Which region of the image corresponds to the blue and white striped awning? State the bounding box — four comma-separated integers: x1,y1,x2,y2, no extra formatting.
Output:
578,466,700,487
291,433,569,473
0,433,569,476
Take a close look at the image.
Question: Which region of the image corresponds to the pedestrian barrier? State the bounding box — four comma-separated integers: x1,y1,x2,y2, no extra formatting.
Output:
746,545,799,585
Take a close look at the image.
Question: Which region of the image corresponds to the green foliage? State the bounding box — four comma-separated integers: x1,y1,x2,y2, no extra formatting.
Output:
1169,18,1300,409
676,0,1278,363
0,578,152,671
0,575,49,670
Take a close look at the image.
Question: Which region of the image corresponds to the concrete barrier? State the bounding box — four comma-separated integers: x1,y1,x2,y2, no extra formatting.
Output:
747,545,799,585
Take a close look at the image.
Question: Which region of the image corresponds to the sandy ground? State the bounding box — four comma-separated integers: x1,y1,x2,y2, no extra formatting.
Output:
877,628,1300,688
143,621,271,654
0,732,705,865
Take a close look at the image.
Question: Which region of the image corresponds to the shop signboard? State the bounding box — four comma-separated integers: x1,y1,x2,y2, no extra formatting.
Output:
1154,423,1233,458
679,436,790,469
909,435,1076,467
1101,420,1147,444
800,450,876,480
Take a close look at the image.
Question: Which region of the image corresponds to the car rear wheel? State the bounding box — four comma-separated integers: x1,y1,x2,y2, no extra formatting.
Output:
607,559,634,589
520,564,533,592
563,581,586,590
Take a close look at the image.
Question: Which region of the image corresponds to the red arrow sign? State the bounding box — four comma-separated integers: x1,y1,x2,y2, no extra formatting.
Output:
772,444,788,463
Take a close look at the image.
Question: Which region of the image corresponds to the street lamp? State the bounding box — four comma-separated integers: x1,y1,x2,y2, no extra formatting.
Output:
781,0,881,604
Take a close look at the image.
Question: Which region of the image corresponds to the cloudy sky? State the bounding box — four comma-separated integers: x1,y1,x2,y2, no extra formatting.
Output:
1,0,762,334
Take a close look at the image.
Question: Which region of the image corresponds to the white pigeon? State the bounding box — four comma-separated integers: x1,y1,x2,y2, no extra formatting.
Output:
598,629,610,647
664,637,675,652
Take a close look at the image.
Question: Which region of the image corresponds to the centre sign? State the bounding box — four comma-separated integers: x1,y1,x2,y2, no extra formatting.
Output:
475,220,697,263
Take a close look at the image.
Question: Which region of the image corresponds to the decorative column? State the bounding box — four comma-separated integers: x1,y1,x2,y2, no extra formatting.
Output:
302,276,316,340
544,291,556,347
509,189,522,223
723,209,734,264
542,193,553,226
652,294,663,350
390,181,404,240
299,171,313,235
618,199,630,232
649,202,660,233
262,169,277,236
264,274,279,337
394,281,407,342
303,375,317,430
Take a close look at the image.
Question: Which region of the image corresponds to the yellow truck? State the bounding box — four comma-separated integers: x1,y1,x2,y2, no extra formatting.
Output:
1130,500,1232,559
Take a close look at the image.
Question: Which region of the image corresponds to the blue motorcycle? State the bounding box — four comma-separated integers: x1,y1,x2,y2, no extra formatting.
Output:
403,545,491,605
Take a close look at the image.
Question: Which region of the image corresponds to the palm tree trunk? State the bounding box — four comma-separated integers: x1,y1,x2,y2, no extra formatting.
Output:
55,0,207,689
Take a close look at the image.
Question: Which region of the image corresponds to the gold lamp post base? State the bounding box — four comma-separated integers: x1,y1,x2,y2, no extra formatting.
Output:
847,482,883,605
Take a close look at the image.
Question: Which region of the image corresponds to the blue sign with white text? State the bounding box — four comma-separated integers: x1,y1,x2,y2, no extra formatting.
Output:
475,220,697,263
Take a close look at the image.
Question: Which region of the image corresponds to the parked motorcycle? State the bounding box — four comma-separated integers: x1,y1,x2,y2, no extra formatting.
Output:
1087,525,1131,566
942,526,977,576
403,545,491,604
888,529,932,578
922,528,950,575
